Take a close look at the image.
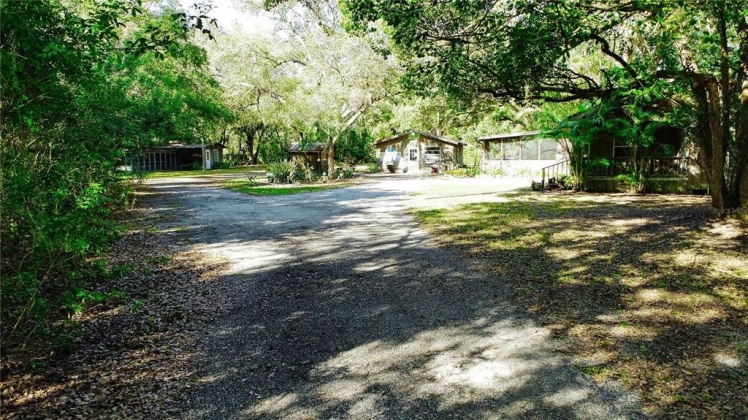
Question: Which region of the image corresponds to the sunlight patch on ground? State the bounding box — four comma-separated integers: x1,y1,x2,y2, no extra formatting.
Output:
671,250,703,266
635,288,718,307
197,242,291,274
197,374,225,384
248,319,579,416
713,353,743,368
546,248,593,260
353,259,400,273
606,218,650,229
635,289,665,303
249,393,300,417
543,387,591,406
553,229,611,241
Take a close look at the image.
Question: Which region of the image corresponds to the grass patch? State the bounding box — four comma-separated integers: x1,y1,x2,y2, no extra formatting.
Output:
222,179,352,196
139,166,266,179
414,193,748,418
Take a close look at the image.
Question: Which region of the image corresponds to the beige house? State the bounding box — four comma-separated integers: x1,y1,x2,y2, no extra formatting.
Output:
373,131,465,174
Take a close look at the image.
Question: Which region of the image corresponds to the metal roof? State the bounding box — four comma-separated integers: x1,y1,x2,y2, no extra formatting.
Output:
477,131,542,142
374,130,466,147
288,142,327,152
151,142,225,149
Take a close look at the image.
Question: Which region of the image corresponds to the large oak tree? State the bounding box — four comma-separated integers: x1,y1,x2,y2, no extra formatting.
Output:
344,0,748,211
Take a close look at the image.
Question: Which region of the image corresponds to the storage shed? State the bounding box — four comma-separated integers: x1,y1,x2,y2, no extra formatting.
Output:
288,142,329,174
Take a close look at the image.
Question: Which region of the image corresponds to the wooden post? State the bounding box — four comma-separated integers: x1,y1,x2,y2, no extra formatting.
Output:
542,167,546,190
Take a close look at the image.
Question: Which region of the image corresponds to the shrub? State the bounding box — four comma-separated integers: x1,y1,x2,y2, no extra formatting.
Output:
212,161,232,170
333,166,355,179
446,166,480,177
296,164,318,182
266,159,299,183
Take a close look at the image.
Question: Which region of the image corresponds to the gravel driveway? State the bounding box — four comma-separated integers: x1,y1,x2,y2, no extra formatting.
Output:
146,175,642,419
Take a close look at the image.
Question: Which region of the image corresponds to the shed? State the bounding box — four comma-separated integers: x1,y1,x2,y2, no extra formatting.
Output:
373,130,465,174
131,142,225,171
288,142,329,174
478,131,567,176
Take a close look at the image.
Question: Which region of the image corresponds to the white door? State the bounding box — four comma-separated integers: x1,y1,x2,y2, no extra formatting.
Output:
407,141,419,173
205,149,212,169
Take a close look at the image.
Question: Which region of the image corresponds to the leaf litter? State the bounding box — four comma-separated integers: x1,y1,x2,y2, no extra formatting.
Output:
1,189,233,419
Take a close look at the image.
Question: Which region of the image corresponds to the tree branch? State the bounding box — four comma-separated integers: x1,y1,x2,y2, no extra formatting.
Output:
591,34,638,81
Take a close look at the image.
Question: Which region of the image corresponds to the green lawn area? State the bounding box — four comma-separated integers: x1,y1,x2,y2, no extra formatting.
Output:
222,179,353,196
135,166,267,179
414,193,747,418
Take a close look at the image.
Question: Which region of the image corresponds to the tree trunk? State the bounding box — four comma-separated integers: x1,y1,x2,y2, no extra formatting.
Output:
692,81,713,189
326,141,335,175
243,128,255,164
252,129,266,165
735,18,748,209
704,79,729,213
733,80,748,209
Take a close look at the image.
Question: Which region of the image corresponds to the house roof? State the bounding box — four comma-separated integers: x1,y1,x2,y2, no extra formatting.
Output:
153,142,225,149
288,142,326,152
477,131,542,142
374,130,466,147
184,143,225,149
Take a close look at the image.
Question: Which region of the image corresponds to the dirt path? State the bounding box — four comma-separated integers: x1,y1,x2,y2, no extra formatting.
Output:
146,176,642,419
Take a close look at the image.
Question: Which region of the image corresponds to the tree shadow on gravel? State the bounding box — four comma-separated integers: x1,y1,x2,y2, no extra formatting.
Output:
145,182,645,419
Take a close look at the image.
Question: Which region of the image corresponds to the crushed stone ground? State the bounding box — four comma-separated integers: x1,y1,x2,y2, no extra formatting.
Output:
143,174,644,419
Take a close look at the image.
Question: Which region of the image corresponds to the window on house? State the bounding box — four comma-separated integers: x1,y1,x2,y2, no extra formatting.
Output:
613,138,631,158
539,139,559,160
520,139,539,160
488,142,502,160
424,146,441,163
409,148,418,161
503,142,520,160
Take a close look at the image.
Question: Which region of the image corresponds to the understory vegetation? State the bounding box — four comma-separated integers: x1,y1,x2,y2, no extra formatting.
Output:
1,0,228,348
222,179,353,196
416,195,747,418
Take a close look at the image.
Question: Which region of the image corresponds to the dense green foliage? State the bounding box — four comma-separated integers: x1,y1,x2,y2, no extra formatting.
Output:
344,0,748,210
1,0,227,343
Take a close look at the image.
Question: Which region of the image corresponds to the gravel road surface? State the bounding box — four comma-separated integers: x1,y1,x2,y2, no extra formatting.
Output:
146,175,642,419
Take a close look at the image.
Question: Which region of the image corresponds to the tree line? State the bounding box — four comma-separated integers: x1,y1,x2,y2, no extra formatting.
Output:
4,0,746,346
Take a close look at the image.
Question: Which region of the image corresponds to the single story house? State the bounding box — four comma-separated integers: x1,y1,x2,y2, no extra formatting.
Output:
478,127,705,193
130,142,225,171
583,126,706,193
288,142,330,173
373,130,465,174
478,131,567,176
